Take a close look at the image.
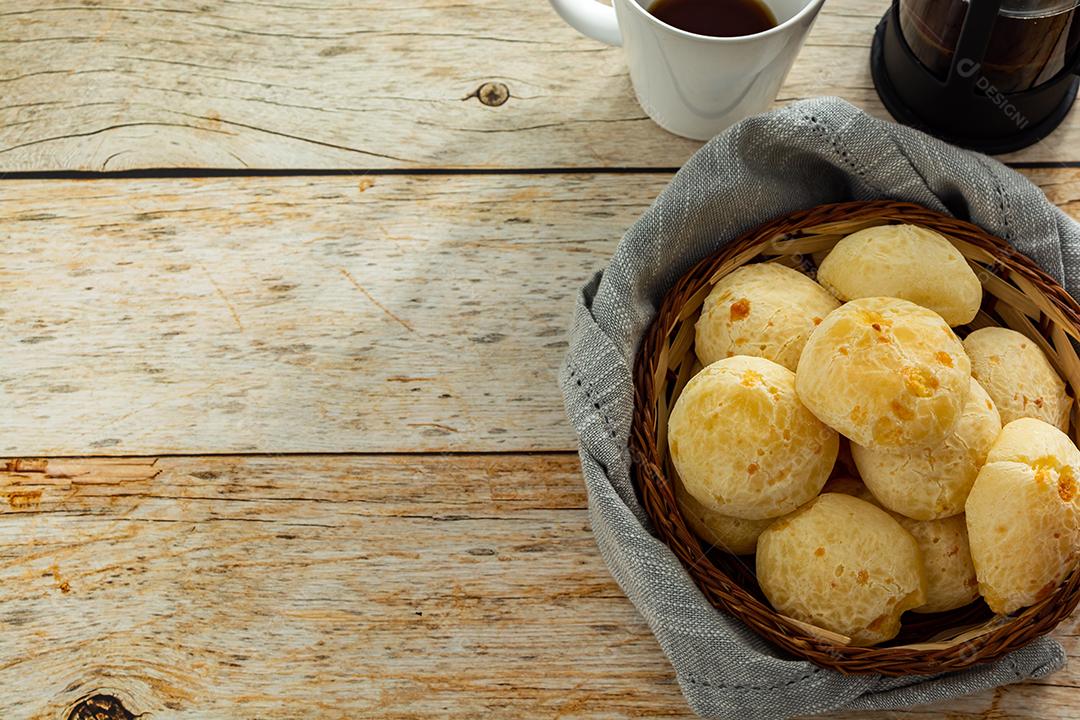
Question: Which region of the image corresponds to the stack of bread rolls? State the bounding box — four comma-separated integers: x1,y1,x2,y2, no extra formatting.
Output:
668,224,1079,646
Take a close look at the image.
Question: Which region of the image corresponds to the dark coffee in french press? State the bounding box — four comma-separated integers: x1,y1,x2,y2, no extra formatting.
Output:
871,0,1080,153
901,0,1080,92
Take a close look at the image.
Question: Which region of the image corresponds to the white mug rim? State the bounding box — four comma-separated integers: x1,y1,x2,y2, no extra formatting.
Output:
622,0,828,44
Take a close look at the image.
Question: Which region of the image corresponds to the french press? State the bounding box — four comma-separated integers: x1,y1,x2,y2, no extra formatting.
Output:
871,0,1080,153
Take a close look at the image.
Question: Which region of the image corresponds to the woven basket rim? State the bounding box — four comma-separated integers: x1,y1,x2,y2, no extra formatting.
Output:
629,199,1080,676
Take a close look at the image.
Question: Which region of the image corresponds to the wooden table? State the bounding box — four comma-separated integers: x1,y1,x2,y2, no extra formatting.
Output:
1,2,1077,718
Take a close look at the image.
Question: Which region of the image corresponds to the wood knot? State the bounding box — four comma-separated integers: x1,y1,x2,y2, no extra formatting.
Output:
67,694,135,720
476,82,509,107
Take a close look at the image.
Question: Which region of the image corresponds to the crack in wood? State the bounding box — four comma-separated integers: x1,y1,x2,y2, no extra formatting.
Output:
338,267,415,332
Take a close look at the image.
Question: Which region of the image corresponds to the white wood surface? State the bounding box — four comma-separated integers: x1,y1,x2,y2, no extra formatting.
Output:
0,454,688,718
5,2,1080,718
0,173,664,455
2,0,1077,171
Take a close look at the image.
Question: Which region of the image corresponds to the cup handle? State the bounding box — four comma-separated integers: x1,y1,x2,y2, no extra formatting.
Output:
549,0,623,46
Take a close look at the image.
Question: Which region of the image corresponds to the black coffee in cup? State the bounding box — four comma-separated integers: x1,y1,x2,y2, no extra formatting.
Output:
899,0,1080,93
649,0,778,37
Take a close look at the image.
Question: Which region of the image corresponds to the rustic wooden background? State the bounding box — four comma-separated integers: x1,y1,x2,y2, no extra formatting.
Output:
1,1,1078,718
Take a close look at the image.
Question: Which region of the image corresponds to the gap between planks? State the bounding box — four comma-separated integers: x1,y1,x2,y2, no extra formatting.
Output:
2,160,1080,181
2,450,581,461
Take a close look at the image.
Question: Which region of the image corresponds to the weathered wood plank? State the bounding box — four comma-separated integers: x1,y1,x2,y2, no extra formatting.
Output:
0,453,691,719
0,453,1075,719
0,173,664,455
3,170,1078,456
1,0,1076,171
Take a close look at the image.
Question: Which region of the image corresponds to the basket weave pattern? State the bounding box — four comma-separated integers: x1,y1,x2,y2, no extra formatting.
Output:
630,200,1080,675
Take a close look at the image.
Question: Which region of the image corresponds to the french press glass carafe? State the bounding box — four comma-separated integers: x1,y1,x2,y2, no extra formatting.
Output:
871,0,1080,153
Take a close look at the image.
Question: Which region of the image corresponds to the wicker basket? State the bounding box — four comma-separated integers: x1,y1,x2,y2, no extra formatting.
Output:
630,199,1080,676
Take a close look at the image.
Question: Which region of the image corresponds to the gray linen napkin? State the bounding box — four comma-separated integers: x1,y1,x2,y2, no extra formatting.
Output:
560,97,1077,719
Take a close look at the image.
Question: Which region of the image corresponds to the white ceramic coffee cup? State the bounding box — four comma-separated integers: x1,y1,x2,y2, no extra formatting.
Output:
549,0,827,140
